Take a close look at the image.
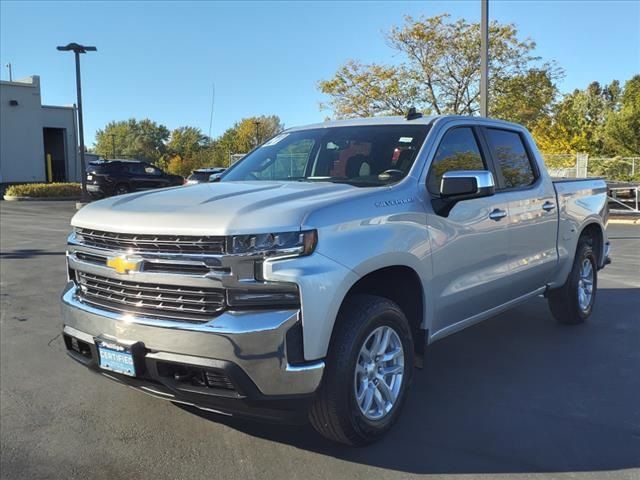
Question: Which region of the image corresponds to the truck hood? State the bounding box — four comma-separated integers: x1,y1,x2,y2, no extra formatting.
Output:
71,181,367,235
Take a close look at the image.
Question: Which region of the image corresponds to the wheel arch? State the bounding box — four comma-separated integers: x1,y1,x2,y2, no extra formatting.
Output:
334,264,427,367
579,220,605,267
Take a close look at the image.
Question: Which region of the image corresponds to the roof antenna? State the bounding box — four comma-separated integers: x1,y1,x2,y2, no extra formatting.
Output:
406,106,422,120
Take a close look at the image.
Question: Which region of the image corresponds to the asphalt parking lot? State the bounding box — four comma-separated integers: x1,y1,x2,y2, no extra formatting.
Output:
1,200,639,480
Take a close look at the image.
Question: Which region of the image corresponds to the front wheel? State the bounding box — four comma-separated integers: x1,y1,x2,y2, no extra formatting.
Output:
309,294,414,446
548,239,598,324
114,183,130,196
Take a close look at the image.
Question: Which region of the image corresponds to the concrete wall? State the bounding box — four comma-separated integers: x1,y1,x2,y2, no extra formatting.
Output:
0,76,45,183
0,75,80,183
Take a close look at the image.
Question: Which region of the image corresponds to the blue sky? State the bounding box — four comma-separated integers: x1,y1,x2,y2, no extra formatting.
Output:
1,1,638,145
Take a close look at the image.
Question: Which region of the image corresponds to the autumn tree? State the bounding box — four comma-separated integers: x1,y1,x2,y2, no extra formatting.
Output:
319,14,562,128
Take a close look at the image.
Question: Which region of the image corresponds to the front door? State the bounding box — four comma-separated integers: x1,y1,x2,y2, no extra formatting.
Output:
424,125,513,335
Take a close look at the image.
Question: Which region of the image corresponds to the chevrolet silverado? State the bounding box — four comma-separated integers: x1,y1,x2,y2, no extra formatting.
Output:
61,114,611,445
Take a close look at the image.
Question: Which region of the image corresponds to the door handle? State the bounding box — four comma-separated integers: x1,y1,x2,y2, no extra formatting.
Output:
542,201,556,212
489,208,507,221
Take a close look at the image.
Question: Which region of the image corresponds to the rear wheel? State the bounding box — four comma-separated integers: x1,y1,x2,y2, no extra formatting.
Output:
548,238,597,324
309,294,414,446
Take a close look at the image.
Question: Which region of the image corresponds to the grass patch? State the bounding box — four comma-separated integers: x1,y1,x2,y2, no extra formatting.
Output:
5,182,82,198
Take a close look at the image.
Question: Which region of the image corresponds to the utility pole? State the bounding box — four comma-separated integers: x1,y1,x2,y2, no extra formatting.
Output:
208,83,215,139
254,120,261,147
480,0,489,117
57,43,97,202
5,63,12,81
110,134,116,159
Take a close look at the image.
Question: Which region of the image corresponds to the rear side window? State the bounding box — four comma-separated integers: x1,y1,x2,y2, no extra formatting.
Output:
127,163,146,174
89,162,121,173
485,129,536,189
427,127,485,194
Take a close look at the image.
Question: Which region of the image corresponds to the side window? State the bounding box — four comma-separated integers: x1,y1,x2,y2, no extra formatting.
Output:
427,127,485,194
485,129,536,189
128,163,145,175
144,165,162,176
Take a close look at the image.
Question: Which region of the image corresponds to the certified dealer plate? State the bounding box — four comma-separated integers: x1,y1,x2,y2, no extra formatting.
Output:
96,339,136,377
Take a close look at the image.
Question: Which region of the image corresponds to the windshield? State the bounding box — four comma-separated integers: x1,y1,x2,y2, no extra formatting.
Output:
222,125,430,187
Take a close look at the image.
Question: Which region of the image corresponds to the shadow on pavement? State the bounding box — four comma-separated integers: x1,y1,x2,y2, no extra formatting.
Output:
0,249,66,259
179,288,640,475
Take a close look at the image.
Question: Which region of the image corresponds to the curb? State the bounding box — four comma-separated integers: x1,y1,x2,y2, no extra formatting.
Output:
609,217,640,225
3,195,81,202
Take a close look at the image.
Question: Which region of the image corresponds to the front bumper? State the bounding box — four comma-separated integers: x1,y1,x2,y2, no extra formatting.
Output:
61,283,324,420
86,183,110,196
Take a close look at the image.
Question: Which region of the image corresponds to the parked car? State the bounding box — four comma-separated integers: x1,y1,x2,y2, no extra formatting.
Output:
186,167,226,185
85,160,184,197
62,115,610,445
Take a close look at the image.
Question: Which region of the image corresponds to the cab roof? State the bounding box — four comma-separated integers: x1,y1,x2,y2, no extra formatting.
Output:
287,114,524,132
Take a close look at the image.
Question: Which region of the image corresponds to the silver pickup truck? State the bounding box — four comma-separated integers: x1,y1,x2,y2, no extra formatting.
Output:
61,114,610,445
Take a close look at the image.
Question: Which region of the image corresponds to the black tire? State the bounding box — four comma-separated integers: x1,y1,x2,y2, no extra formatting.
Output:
548,238,598,324
309,294,414,446
114,183,130,196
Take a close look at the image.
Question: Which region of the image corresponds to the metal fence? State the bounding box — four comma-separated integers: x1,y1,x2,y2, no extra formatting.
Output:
542,153,640,214
543,154,639,182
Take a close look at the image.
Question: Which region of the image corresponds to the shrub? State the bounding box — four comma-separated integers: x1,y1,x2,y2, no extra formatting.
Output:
4,182,82,198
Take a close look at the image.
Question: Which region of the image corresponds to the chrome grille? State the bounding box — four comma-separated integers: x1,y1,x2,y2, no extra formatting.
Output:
75,272,225,322
75,228,226,254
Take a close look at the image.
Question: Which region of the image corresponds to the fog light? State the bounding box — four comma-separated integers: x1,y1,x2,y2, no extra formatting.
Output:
226,289,300,307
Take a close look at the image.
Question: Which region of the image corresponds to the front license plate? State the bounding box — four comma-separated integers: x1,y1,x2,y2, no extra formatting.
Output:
96,340,136,377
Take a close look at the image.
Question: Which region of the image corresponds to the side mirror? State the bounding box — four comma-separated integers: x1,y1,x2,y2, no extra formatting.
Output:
433,170,495,216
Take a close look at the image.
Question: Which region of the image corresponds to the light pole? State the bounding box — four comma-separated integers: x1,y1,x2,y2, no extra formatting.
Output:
480,0,489,117
254,120,261,147
5,63,12,81
57,43,96,201
109,134,117,159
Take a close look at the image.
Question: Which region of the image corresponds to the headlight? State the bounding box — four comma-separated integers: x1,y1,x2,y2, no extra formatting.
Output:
229,230,317,258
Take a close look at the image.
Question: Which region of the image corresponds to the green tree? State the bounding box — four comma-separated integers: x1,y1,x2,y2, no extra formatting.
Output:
604,75,640,156
319,14,562,125
94,119,170,164
531,80,625,155
167,126,210,157
491,69,557,127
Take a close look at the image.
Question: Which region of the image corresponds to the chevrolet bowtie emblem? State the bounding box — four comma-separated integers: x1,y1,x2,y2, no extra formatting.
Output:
106,255,142,274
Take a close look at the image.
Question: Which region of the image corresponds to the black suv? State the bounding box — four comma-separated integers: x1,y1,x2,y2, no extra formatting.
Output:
86,160,184,197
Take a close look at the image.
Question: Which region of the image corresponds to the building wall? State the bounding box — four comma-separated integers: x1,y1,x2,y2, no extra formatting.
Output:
0,75,80,184
0,76,45,183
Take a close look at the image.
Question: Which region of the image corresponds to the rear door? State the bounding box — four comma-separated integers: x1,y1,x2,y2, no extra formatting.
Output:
124,163,146,190
425,125,513,334
480,127,558,297
142,165,168,188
